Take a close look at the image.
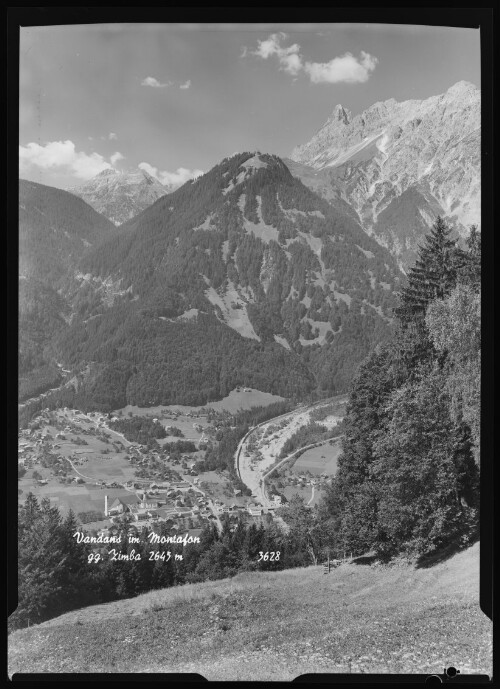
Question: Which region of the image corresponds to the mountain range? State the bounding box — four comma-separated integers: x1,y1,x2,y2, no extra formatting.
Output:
69,167,169,226
288,81,480,269
19,152,403,412
18,82,479,414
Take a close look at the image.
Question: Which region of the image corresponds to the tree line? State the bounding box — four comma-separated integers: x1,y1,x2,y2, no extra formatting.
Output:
321,219,481,560
12,492,323,631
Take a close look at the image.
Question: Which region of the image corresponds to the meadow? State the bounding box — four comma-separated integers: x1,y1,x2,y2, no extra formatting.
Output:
291,439,342,476
17,481,132,518
8,542,491,679
116,388,285,417
282,485,325,507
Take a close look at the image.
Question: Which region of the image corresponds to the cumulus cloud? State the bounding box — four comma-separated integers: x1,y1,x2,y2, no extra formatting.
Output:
179,80,191,90
19,140,112,180
304,51,378,84
138,162,204,188
249,32,303,76
243,33,378,84
109,132,118,140
141,76,171,88
110,151,125,166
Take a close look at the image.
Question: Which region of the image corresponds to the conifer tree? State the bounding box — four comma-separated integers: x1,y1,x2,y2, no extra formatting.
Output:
14,495,69,628
395,216,457,324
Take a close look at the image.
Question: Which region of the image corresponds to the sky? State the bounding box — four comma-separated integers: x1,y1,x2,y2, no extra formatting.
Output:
19,23,481,190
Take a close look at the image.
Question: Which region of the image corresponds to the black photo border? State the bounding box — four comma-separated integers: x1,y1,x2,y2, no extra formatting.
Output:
6,6,495,684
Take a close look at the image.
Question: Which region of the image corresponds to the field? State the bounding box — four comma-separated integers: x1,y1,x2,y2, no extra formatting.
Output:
156,419,206,442
76,454,136,481
282,485,325,506
290,438,342,476
116,388,285,417
18,479,133,518
18,409,140,516
8,542,491,679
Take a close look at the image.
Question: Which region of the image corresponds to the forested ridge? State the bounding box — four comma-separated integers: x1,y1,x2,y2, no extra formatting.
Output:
24,152,405,412
19,179,116,286
18,180,116,401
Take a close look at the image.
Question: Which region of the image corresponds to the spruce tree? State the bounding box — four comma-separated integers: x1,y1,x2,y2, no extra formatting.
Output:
395,216,457,324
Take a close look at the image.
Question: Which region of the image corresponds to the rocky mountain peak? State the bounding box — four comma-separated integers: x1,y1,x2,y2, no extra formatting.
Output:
330,104,351,125
69,167,169,226
95,167,119,178
446,80,478,95
289,82,480,269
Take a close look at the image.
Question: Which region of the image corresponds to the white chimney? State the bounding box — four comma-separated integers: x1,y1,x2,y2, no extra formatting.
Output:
104,494,108,517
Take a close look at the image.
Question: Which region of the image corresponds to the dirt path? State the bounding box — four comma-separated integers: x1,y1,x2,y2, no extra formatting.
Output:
65,457,98,482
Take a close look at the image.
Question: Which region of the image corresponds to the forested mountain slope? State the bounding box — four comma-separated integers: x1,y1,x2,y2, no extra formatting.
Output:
19,179,116,285
19,180,116,401
50,152,404,409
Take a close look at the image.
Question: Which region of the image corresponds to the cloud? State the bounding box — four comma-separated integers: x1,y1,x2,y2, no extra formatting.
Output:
141,76,171,88
137,162,162,179
138,162,204,188
109,132,118,140
249,32,303,76
179,80,191,90
304,51,378,84
243,33,378,84
19,140,112,180
110,151,125,166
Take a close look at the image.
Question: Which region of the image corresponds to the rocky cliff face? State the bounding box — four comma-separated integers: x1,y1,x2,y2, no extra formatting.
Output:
69,168,169,226
289,81,480,269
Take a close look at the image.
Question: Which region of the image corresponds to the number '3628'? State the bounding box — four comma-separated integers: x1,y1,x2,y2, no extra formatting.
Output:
257,551,280,561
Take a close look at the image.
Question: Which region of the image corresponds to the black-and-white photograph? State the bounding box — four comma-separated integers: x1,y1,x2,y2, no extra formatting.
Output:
10,15,492,680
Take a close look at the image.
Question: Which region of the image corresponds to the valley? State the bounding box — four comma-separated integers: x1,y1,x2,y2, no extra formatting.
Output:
18,389,347,540
236,396,346,509
14,17,487,680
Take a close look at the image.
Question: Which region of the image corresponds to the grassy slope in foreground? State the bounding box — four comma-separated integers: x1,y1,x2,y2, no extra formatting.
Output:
9,543,491,679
